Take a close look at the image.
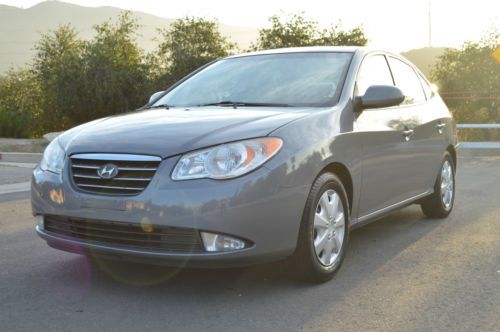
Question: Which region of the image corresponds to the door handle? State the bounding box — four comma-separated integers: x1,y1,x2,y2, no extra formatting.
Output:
436,123,446,133
402,129,414,141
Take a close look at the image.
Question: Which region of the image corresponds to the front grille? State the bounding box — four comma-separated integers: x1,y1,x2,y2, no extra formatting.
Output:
70,154,161,195
44,215,204,253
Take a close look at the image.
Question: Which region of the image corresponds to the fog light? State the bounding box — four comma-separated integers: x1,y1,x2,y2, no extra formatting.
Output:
36,215,44,230
201,232,247,252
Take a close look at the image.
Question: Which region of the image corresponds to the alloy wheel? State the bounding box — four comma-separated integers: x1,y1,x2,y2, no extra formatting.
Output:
441,160,454,210
313,189,346,267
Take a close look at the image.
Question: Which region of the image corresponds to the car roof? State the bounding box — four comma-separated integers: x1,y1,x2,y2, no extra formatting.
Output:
226,46,368,59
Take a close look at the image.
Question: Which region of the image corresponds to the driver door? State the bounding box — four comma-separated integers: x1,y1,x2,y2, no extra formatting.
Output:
354,54,415,218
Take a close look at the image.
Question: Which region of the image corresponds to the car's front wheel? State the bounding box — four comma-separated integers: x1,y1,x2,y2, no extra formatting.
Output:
420,152,455,218
294,173,349,282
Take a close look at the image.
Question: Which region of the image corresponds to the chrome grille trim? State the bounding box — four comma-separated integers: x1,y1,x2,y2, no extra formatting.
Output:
71,164,100,169
71,164,158,171
70,154,161,195
73,174,153,181
71,153,162,162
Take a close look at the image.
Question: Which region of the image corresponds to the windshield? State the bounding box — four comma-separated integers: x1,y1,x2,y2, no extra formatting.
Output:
153,52,353,108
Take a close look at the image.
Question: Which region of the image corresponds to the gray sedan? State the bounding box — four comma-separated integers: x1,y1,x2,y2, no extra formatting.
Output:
32,47,457,282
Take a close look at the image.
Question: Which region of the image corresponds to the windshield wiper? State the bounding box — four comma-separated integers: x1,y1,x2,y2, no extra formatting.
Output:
198,101,292,108
147,104,171,110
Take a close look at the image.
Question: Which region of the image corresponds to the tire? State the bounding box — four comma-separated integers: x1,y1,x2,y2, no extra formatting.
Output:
293,172,350,283
420,152,455,218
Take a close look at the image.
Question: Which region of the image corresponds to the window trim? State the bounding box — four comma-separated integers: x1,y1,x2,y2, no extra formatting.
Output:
387,55,429,106
417,72,435,100
353,52,396,99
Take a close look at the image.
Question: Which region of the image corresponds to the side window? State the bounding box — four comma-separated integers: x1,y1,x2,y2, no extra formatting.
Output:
356,55,394,96
387,57,426,104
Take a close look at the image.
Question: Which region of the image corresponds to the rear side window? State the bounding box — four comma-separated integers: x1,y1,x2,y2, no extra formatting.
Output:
356,55,394,96
387,57,426,104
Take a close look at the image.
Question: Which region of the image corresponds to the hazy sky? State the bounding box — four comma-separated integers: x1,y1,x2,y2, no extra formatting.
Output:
2,0,499,50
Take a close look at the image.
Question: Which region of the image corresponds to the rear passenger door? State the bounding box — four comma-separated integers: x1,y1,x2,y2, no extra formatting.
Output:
387,56,443,195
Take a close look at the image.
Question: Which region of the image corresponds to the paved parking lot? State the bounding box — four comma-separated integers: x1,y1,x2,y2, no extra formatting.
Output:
0,157,499,331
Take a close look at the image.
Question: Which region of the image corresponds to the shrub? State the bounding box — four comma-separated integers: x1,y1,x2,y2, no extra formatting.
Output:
0,109,32,138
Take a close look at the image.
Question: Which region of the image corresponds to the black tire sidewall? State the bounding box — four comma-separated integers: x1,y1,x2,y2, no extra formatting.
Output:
302,173,350,278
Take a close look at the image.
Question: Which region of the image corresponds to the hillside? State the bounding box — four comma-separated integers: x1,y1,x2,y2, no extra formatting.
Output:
0,1,259,72
401,47,448,77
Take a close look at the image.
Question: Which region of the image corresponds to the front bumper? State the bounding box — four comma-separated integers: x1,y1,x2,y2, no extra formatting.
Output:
31,156,309,267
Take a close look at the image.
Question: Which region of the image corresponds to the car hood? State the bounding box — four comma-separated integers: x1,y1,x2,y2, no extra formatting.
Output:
60,107,311,158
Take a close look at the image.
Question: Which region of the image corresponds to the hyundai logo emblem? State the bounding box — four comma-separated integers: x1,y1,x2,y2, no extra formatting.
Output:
97,163,119,179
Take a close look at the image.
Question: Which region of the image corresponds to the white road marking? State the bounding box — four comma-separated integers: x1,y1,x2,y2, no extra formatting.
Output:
0,181,31,195
0,162,37,169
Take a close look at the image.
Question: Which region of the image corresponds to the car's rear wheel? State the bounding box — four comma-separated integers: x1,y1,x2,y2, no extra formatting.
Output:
421,152,455,218
293,173,349,282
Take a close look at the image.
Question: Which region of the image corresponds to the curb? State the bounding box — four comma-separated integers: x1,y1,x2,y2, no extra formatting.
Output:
0,152,42,164
0,181,31,195
458,147,500,158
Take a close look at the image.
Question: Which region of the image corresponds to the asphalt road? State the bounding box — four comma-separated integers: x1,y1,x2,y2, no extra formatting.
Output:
0,163,33,185
1,157,499,331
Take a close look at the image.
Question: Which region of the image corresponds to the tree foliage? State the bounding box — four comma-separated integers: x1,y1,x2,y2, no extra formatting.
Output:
155,17,236,87
250,13,368,50
80,12,151,122
0,69,41,137
31,24,84,132
28,12,152,132
432,32,500,140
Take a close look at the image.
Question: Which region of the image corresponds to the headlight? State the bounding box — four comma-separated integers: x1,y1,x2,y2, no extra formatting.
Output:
172,137,283,180
40,139,65,174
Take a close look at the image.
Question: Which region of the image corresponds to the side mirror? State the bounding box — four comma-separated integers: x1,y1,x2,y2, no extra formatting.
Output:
148,91,165,104
356,85,404,111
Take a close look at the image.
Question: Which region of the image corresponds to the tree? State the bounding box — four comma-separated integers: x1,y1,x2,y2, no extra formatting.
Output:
250,13,368,51
80,11,151,122
432,31,499,141
30,12,152,131
31,24,84,132
0,69,42,137
154,17,236,88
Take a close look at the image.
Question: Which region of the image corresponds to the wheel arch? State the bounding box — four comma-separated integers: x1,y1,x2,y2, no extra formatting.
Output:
319,162,354,214
446,144,457,169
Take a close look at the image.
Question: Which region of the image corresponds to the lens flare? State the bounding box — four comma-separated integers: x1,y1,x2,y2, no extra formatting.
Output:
49,188,64,205
140,217,154,233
